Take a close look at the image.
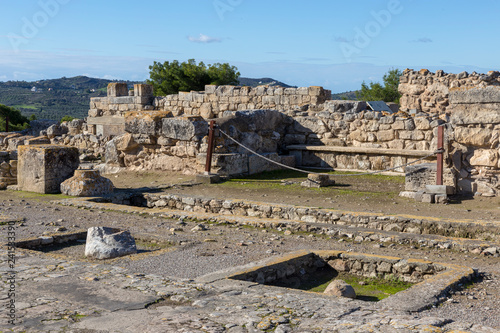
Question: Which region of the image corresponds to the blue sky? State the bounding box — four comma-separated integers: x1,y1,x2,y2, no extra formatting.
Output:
1,0,499,92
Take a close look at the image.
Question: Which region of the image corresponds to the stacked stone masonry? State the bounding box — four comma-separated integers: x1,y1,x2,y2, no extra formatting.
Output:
399,69,500,196
143,193,500,243
1,69,499,196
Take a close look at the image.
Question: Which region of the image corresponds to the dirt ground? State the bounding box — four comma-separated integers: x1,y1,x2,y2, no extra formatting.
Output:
108,170,500,222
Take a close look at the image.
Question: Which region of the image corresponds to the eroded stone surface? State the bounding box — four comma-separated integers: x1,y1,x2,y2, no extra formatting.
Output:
85,227,137,259
60,169,114,197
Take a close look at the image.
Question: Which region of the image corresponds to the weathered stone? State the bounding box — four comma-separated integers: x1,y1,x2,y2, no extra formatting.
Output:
469,149,498,167
125,111,171,136
421,193,435,203
300,174,335,188
435,193,448,204
450,86,500,104
324,279,356,299
133,84,153,97
60,169,114,197
450,104,500,125
17,145,79,194
248,153,281,175
85,227,137,259
162,116,208,141
46,124,68,139
107,83,128,97
454,127,498,148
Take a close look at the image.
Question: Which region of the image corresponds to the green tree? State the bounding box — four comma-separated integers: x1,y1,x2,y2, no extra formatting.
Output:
0,104,30,132
356,68,402,104
147,59,240,96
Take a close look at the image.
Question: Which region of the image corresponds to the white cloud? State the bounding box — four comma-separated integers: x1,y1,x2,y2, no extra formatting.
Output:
187,34,221,43
411,37,433,43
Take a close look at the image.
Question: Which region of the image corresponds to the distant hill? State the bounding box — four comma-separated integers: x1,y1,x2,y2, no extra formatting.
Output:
331,90,359,100
0,76,141,121
0,76,294,121
238,77,294,88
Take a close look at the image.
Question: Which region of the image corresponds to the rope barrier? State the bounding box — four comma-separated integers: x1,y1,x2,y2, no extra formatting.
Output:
218,128,439,177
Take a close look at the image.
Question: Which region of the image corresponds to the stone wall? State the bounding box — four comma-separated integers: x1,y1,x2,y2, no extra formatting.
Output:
154,85,331,118
399,68,500,115
143,192,500,242
228,251,445,285
399,69,500,196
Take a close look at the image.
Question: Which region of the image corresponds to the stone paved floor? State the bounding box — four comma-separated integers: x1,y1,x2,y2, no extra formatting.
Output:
0,249,498,332
0,191,499,332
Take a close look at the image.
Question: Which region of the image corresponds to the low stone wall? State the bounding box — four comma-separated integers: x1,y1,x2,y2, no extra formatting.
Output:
229,251,445,286
143,193,500,242
327,252,445,283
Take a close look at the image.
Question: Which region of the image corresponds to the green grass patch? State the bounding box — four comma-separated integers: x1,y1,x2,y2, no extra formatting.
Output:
301,271,413,301
11,104,41,110
228,169,404,183
15,191,73,200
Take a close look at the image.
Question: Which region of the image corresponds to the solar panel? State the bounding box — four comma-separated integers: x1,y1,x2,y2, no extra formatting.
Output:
367,101,393,113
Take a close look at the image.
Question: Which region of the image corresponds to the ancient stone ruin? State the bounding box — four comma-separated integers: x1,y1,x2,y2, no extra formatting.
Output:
0,69,499,197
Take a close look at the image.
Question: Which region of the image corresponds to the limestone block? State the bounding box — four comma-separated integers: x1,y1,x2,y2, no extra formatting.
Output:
205,85,217,94
107,83,128,97
421,193,435,203
88,109,102,117
308,86,324,96
162,116,208,141
60,169,114,197
133,84,153,97
469,149,499,167
209,153,248,176
24,136,51,145
454,127,498,148
324,280,356,299
134,96,153,105
108,96,135,105
125,111,171,136
450,86,500,104
377,130,395,142
200,103,214,119
293,117,327,133
46,124,68,139
392,120,405,130
17,145,79,194
216,85,234,97
85,227,137,259
301,174,335,188
450,104,500,125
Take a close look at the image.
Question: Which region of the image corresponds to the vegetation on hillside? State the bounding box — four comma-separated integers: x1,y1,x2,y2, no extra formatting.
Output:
0,76,140,121
0,104,30,131
147,59,240,95
356,68,402,104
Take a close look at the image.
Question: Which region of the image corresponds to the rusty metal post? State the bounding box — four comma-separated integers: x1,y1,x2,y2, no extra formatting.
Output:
436,125,444,185
5,114,9,132
205,120,216,173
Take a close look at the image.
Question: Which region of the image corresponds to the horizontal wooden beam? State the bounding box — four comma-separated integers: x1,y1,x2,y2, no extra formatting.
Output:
286,145,434,158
